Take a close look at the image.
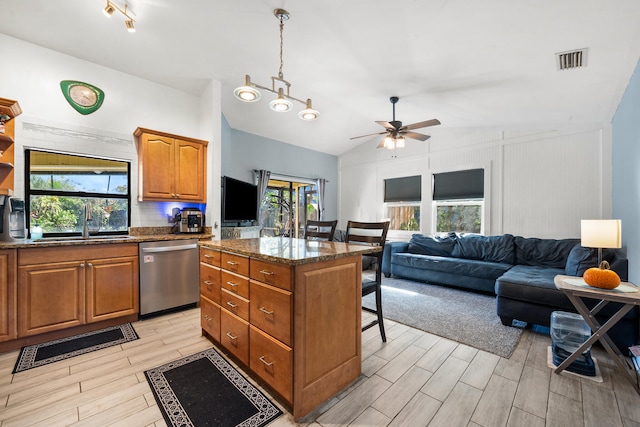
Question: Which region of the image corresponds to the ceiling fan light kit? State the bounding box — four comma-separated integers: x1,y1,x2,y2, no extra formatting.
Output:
233,9,319,121
352,96,440,150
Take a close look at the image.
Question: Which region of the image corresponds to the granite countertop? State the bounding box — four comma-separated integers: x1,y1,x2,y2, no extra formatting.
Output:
200,236,381,265
0,226,215,249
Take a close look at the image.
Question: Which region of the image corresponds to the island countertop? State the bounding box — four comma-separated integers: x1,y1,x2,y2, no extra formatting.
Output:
199,236,380,265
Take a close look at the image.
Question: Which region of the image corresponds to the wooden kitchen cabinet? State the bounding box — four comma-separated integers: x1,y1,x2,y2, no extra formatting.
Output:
0,98,22,195
17,244,139,337
134,127,208,202
0,249,17,342
85,254,139,323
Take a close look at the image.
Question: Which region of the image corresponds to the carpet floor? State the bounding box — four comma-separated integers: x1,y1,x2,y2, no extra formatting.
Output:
145,347,282,427
363,276,525,358
13,323,139,373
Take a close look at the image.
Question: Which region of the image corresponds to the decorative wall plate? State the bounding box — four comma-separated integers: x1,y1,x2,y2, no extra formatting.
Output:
60,80,105,115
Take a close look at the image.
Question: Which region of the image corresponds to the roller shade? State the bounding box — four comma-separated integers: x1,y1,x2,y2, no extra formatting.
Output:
384,175,421,202
433,169,484,201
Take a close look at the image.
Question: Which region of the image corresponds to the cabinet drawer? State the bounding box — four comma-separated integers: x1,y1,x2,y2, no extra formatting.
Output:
221,310,249,366
250,259,292,291
221,252,249,276
250,325,292,403
200,248,221,266
220,288,249,321
221,270,249,299
200,263,220,303
200,295,220,342
249,280,292,346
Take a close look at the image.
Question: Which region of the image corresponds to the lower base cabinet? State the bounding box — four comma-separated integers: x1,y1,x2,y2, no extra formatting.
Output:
220,309,249,365
200,295,220,342
249,325,292,402
17,244,139,338
0,249,17,343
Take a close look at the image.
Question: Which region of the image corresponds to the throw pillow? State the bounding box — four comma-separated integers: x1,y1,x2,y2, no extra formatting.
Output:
407,233,456,256
565,245,597,276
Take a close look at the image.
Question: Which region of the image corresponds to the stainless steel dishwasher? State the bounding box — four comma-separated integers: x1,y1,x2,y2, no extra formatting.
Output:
139,239,199,316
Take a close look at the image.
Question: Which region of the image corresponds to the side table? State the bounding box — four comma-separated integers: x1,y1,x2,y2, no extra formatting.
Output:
554,274,640,394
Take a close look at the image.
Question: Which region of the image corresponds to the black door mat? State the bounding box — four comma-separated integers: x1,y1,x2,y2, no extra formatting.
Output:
12,323,139,373
145,347,283,427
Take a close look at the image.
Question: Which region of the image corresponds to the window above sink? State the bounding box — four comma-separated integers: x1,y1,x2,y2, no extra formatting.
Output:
25,149,131,239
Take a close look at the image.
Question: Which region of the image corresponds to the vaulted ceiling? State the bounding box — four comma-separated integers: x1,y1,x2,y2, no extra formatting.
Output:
1,0,640,155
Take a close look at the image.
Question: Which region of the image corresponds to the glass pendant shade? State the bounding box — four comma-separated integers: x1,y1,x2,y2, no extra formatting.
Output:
125,20,135,32
383,135,395,150
395,135,405,148
103,2,115,16
234,75,261,102
298,98,319,121
269,88,293,112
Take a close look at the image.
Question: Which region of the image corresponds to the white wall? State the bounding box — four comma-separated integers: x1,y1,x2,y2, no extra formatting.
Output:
0,34,222,232
339,125,612,240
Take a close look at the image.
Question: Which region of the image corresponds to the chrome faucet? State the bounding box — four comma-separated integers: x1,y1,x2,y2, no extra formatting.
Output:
82,202,93,238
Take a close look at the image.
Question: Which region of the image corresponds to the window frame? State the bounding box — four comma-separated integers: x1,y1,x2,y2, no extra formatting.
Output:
25,149,132,238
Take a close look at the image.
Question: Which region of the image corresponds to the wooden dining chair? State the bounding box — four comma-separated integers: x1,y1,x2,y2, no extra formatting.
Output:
305,219,338,241
345,220,390,342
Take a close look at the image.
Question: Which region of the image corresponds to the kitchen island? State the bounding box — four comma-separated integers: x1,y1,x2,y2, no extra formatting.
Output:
199,237,380,420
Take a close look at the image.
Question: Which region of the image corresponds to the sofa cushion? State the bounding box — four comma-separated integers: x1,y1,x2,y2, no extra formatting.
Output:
407,233,457,257
514,237,579,268
495,265,568,307
451,233,515,264
392,253,512,280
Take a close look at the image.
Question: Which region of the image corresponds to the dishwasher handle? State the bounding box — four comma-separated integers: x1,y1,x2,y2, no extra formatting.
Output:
141,243,198,253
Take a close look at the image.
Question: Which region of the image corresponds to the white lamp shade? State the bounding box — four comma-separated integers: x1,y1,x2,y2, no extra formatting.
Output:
581,219,622,249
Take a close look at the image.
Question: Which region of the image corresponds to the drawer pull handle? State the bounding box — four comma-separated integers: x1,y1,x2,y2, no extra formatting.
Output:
227,260,239,266
259,307,274,316
259,356,274,367
226,332,237,341
204,254,213,259
227,281,238,287
204,280,213,287
226,301,238,309
259,270,275,276
80,263,85,268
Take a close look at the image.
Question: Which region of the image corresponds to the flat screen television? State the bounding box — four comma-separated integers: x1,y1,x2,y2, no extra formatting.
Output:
222,176,259,224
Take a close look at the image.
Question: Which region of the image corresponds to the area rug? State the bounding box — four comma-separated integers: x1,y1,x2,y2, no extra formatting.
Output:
363,277,525,358
13,323,138,373
145,347,283,427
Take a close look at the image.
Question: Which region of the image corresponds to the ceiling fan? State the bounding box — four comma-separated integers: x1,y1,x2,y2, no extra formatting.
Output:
350,96,441,149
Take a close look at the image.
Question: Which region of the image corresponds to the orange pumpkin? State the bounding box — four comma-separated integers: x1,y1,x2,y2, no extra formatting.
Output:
583,260,621,289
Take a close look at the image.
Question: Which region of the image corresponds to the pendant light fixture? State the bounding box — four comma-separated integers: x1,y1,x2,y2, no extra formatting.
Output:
234,9,319,121
102,1,136,33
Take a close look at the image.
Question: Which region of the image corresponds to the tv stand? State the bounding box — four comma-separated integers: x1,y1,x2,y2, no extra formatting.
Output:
220,226,262,240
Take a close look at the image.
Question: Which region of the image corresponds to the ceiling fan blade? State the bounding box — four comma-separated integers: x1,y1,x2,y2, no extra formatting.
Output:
403,131,431,141
375,120,398,130
376,139,387,148
349,131,387,140
401,119,441,131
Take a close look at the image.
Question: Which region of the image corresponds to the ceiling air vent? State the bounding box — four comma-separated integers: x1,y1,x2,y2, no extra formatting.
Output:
556,48,588,70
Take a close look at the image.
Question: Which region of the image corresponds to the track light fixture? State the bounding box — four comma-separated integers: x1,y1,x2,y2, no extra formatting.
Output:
103,1,136,33
234,9,319,121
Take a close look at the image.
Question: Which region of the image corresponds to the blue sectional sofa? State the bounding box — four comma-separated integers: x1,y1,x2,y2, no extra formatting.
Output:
382,233,637,351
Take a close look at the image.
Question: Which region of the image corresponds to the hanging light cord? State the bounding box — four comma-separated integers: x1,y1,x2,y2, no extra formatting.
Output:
278,15,285,79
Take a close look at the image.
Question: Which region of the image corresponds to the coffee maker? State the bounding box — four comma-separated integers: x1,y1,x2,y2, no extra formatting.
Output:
0,196,27,241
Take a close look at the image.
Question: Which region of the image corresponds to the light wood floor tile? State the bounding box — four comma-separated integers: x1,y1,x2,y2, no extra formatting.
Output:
376,344,426,383
415,339,458,372
315,374,391,426
387,391,440,427
107,405,163,427
506,406,545,427
362,354,388,378
72,394,149,427
582,380,624,427
546,390,584,426
413,332,442,351
1,383,80,426
374,330,421,361
471,374,518,427
350,406,391,426
623,417,640,427
549,366,582,402
494,356,525,382
451,343,478,362
372,365,432,418
421,355,469,402
78,379,148,419
428,382,483,427
460,351,500,390
512,365,550,418
30,407,79,427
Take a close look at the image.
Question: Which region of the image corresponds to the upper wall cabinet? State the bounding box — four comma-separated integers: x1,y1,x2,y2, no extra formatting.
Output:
134,127,208,202
0,98,23,196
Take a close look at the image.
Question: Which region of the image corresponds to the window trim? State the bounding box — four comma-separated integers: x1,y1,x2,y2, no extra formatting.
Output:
25,149,132,238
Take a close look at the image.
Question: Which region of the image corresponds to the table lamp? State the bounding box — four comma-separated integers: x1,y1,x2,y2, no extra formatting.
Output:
580,219,622,266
